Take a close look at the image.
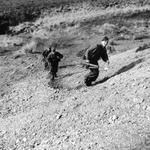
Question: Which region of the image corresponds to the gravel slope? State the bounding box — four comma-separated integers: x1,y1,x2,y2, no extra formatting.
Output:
0,43,150,150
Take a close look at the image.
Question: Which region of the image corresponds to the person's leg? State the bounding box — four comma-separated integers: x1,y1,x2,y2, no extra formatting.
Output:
54,62,59,77
84,70,93,86
90,69,99,82
50,65,55,80
84,69,99,86
85,72,91,86
45,61,49,70
85,78,92,86
51,72,55,80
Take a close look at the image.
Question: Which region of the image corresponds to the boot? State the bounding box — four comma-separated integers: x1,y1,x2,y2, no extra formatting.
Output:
54,73,58,77
85,78,92,86
51,75,55,81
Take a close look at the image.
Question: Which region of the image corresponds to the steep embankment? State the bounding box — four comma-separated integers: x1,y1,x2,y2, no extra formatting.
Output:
0,44,150,149
1,0,150,34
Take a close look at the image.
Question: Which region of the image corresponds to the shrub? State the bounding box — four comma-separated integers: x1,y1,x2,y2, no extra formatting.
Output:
100,23,119,37
133,34,150,40
109,40,118,46
107,45,116,54
136,43,150,52
114,34,131,41
120,26,131,34
76,48,87,57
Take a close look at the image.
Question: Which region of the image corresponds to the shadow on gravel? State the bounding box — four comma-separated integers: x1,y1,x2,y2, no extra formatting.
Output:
47,58,144,89
0,49,13,56
93,58,144,85
59,64,77,69
48,80,64,89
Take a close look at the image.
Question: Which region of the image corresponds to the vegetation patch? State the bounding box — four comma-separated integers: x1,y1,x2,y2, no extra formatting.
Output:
0,0,150,34
99,23,119,37
136,43,150,52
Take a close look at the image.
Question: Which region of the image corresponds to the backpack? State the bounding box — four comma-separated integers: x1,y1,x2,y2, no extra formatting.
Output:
42,49,51,58
83,46,97,60
47,51,57,63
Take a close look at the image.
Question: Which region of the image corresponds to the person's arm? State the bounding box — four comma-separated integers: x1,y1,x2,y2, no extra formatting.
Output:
101,49,110,70
42,50,47,58
85,46,94,63
85,50,90,63
56,52,63,60
104,59,110,71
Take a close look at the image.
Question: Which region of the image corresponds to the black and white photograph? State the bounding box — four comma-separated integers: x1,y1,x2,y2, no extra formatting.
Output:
0,0,150,149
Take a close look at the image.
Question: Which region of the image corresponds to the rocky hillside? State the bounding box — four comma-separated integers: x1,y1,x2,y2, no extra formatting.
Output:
0,39,150,149
0,1,150,149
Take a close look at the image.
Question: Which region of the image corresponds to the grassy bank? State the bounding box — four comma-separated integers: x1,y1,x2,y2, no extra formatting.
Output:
34,5,150,37
0,0,150,34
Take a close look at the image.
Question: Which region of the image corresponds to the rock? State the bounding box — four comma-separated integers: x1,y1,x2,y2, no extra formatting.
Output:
114,91,119,95
142,85,148,89
80,88,87,93
34,140,41,146
22,137,27,142
1,93,5,97
108,115,118,124
146,106,150,112
110,82,115,86
13,42,23,47
72,96,78,100
132,83,136,86
54,89,60,93
10,22,35,34
143,105,147,110
135,104,141,110
112,115,118,121
16,139,20,144
133,98,144,104
56,114,63,120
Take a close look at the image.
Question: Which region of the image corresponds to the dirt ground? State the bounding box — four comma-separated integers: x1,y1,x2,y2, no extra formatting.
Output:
0,21,150,150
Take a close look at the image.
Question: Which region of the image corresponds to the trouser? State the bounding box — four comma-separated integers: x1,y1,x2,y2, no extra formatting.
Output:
44,61,49,70
50,62,59,79
43,58,49,70
84,68,99,86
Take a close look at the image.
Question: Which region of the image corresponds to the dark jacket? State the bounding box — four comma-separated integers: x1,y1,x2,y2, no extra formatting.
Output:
47,51,63,64
85,44,109,64
42,49,51,59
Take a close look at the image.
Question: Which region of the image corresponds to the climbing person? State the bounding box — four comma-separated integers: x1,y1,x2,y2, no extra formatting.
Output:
42,47,51,70
84,36,110,86
47,44,63,80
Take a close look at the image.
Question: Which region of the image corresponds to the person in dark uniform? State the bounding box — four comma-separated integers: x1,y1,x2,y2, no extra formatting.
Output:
84,36,110,86
47,44,63,80
42,47,52,70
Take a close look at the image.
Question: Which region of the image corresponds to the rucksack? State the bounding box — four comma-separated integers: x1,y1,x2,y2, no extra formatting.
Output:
47,52,57,63
83,46,97,60
42,49,51,58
